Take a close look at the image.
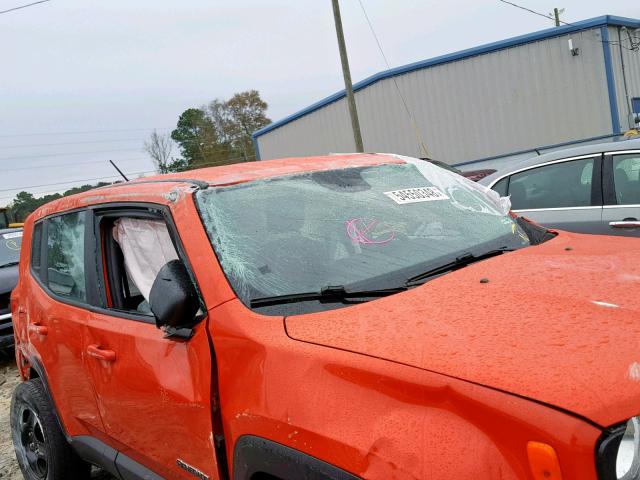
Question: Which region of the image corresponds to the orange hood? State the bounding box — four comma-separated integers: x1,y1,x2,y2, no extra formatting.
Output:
285,232,640,427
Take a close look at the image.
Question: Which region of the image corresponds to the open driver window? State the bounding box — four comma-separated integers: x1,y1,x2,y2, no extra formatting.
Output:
99,213,179,316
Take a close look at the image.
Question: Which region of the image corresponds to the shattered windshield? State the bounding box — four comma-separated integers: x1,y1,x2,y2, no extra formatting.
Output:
195,160,530,312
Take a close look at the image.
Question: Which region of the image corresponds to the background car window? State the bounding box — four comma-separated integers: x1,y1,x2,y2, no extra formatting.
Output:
31,223,42,277
492,177,508,197
46,212,86,301
508,158,594,210
613,154,640,205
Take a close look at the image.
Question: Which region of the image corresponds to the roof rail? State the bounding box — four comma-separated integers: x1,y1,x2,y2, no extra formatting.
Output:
94,178,210,192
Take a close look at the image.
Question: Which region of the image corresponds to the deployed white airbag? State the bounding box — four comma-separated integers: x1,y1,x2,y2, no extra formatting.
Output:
113,218,178,302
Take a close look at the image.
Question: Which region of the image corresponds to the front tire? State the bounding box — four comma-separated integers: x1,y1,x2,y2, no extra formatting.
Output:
10,378,91,480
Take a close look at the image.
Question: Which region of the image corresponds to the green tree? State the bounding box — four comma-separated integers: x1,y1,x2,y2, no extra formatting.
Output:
9,191,60,222
170,108,228,169
159,90,271,173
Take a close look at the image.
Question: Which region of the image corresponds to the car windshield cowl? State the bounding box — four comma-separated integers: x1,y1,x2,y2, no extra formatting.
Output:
250,244,519,309
325,233,524,294
405,247,514,286
250,285,408,308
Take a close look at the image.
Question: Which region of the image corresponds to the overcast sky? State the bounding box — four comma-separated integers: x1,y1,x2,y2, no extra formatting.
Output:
1,0,638,204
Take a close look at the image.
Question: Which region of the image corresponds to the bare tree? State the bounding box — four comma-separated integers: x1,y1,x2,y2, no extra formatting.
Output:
144,130,174,173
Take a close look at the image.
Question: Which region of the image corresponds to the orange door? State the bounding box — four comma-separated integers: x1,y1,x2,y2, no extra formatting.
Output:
83,313,221,479
27,213,105,436
81,206,222,479
27,285,105,436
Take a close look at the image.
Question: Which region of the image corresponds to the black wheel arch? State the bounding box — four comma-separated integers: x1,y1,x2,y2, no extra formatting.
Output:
23,356,69,442
232,435,360,480
11,375,93,480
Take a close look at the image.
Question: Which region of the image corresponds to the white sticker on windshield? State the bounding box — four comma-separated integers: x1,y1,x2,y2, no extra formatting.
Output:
2,231,22,239
384,187,449,204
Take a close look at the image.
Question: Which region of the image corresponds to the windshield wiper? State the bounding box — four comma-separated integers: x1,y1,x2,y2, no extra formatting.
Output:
405,248,512,286
250,285,407,308
0,261,18,269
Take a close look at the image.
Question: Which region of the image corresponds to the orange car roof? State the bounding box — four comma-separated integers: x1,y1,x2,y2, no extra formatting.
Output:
30,153,403,220
133,153,402,187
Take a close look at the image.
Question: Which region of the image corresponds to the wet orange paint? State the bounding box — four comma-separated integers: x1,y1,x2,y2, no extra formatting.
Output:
11,154,630,479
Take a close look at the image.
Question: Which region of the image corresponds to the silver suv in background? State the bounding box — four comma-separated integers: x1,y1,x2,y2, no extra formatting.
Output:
479,138,640,237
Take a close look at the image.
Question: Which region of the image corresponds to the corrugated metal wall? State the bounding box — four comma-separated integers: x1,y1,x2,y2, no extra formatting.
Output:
257,28,613,164
609,25,640,131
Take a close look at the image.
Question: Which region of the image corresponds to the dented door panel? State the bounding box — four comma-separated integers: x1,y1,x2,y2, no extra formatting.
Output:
83,312,221,479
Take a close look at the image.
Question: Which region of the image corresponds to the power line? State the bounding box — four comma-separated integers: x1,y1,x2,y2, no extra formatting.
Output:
0,157,149,173
0,154,256,197
0,135,232,150
356,0,392,70
0,187,85,202
0,138,149,149
498,0,556,23
497,0,639,51
0,127,172,138
0,147,146,161
0,170,156,194
0,180,137,202
0,139,243,161
0,0,50,15
356,0,430,156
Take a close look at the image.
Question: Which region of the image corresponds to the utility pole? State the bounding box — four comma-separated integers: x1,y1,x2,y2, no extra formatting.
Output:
331,0,364,152
552,7,565,27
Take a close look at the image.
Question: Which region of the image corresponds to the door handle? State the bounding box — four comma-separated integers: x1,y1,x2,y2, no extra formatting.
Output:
28,324,48,336
610,219,640,228
87,344,116,362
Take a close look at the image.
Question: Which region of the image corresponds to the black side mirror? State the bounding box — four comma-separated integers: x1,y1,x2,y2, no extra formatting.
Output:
149,260,199,329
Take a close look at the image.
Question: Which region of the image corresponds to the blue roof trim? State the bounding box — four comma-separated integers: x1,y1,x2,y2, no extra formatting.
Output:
254,15,640,139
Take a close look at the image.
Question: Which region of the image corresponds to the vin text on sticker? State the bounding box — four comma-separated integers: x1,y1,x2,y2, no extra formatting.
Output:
384,187,449,204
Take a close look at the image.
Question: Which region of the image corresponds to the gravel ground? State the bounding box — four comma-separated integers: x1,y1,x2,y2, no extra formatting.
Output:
0,352,114,480
0,351,21,480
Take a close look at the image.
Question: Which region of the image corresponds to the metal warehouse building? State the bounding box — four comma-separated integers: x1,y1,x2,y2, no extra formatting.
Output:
253,15,640,168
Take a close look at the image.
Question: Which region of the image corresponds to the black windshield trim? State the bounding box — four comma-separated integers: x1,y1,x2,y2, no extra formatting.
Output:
405,248,513,286
250,286,408,308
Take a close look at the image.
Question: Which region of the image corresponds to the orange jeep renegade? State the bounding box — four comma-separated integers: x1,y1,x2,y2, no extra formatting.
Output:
10,154,640,480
